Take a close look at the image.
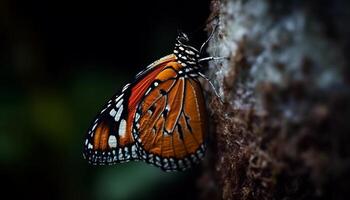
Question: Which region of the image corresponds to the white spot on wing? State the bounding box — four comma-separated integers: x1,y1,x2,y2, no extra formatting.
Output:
135,112,140,121
109,109,116,117
131,145,137,158
122,83,130,92
145,88,151,95
118,148,123,160
118,119,127,137
100,107,107,113
116,99,123,108
88,143,93,149
115,105,123,121
92,123,97,131
124,147,130,159
115,93,124,102
108,135,117,148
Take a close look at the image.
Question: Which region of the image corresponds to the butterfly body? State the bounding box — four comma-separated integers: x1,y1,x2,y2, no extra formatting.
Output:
83,33,208,171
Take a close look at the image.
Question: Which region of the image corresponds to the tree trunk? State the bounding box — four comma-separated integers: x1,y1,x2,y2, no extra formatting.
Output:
200,0,350,199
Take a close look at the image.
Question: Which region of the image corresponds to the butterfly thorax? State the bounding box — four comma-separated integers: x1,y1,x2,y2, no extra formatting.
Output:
173,35,201,77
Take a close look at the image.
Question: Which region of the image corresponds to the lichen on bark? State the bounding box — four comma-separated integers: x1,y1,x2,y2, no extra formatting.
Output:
199,0,350,199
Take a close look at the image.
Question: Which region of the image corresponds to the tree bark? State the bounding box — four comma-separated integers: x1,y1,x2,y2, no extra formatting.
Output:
200,0,350,199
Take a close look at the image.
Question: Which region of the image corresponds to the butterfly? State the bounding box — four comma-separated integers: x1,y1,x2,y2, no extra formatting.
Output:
83,30,220,171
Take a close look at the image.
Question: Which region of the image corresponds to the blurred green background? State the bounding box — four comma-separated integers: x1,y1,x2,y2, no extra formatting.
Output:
0,0,210,199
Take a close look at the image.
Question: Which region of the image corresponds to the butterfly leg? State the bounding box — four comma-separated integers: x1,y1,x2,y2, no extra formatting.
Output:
198,56,228,63
198,72,224,103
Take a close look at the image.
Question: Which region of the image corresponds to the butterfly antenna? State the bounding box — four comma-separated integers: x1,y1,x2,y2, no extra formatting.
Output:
199,19,219,55
198,72,224,103
187,15,220,35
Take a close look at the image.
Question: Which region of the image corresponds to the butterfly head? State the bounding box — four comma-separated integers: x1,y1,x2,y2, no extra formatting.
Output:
176,32,189,44
174,32,200,66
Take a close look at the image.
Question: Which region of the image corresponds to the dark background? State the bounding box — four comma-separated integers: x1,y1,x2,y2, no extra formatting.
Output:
0,0,211,199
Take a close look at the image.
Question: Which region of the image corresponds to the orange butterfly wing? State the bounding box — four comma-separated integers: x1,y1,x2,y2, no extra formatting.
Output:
84,31,209,171
83,55,177,165
133,61,207,171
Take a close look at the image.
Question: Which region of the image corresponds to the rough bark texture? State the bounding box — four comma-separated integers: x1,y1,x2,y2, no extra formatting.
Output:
199,0,350,199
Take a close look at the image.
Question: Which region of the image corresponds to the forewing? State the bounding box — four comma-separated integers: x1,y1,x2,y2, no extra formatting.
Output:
83,54,177,165
83,86,139,165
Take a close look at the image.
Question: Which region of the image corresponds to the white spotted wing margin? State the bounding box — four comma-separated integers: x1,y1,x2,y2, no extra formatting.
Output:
83,84,139,165
83,54,177,166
